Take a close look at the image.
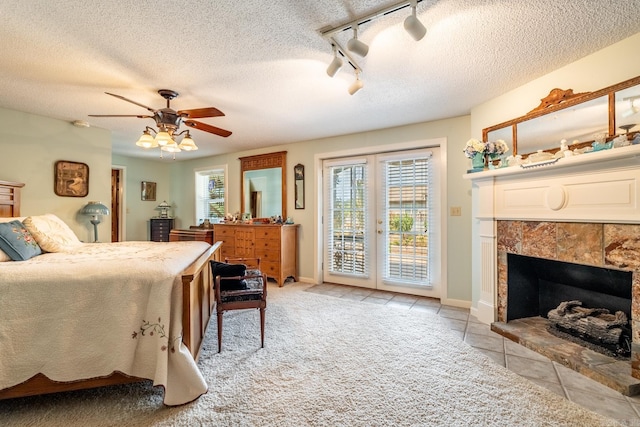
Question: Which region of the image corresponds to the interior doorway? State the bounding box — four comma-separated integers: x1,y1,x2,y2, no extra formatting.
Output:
111,167,125,242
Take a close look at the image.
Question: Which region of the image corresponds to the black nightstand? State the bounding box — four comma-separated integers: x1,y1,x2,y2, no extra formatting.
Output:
150,218,174,242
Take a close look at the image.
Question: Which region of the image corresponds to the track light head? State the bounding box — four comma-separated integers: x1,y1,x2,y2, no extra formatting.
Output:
348,71,364,95
347,25,369,57
404,4,426,41
326,45,343,77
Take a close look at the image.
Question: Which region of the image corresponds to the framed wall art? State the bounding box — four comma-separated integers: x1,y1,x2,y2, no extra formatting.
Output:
141,181,157,201
54,160,89,197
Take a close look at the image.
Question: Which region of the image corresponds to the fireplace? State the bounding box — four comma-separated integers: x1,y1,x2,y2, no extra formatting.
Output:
506,254,632,323
491,220,640,394
465,145,640,395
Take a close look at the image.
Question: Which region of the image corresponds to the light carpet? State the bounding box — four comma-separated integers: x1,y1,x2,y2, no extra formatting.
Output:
0,283,621,426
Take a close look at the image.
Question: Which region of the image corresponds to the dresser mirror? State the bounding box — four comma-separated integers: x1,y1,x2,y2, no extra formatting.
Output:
240,151,287,219
483,75,640,157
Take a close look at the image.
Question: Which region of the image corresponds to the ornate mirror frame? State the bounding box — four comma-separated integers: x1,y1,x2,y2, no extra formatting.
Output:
239,151,287,219
483,75,640,157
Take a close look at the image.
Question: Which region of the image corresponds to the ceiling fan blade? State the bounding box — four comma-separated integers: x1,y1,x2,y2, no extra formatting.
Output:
105,92,156,113
184,120,232,137
88,114,153,118
177,107,225,119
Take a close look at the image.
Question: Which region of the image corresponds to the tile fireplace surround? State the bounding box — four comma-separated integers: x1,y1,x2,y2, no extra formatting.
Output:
465,144,640,395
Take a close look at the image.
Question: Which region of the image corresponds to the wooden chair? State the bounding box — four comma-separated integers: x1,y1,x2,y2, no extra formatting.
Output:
210,257,267,352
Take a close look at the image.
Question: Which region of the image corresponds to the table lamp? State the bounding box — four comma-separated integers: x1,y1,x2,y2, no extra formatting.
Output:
80,201,110,242
155,201,171,218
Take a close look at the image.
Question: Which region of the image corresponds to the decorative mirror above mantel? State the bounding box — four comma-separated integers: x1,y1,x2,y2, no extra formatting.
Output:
240,151,287,219
483,75,640,157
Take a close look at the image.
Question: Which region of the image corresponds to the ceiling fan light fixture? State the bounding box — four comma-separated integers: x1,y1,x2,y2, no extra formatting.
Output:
154,130,173,146
161,140,181,153
347,25,369,58
135,129,158,148
178,133,198,151
404,2,426,41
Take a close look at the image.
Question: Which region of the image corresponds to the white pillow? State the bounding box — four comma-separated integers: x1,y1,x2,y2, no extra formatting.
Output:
22,214,82,253
0,217,26,261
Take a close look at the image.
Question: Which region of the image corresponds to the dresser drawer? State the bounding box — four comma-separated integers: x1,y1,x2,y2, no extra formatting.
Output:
254,227,281,240
255,248,281,263
213,225,236,238
260,261,280,277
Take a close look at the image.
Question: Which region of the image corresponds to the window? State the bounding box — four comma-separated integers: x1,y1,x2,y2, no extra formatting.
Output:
195,167,226,224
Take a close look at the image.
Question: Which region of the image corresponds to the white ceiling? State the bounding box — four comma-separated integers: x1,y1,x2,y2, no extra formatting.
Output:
1,0,639,161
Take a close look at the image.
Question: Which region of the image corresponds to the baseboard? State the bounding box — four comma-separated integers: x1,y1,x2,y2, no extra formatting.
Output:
440,297,471,309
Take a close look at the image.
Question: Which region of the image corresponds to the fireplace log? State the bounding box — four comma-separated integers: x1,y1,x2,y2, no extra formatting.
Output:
548,300,628,347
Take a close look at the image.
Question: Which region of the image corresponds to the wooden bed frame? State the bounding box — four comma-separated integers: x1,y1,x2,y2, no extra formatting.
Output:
0,180,221,400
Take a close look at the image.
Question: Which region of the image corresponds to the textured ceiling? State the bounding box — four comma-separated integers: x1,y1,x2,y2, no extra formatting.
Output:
1,0,639,161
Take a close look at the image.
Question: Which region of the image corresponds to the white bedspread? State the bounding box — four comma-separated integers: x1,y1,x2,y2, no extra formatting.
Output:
0,241,212,405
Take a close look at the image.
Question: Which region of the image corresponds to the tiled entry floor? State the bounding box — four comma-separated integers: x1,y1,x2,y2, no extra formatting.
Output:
305,283,640,426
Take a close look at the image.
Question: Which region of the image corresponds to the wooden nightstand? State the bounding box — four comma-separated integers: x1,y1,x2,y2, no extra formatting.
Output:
150,218,174,242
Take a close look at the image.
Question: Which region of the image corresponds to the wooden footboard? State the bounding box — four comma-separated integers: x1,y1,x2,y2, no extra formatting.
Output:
182,241,221,359
0,241,222,401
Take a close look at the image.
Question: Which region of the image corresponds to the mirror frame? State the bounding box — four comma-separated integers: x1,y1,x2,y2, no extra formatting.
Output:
294,163,304,210
239,151,287,219
483,75,640,157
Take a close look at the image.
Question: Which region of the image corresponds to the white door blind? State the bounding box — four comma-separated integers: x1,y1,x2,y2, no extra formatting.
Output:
326,161,369,277
195,168,226,223
382,153,432,286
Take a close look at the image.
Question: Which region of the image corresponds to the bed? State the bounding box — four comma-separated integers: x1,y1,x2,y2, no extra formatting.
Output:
0,180,221,406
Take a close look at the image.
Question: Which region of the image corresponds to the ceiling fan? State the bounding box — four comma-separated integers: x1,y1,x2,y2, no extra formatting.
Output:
89,89,232,144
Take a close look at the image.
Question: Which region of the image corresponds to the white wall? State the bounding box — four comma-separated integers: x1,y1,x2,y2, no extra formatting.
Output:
469,31,640,308
170,115,473,304
112,154,172,241
0,108,111,242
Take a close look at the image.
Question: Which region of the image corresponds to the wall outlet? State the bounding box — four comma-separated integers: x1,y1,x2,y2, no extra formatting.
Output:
450,206,462,216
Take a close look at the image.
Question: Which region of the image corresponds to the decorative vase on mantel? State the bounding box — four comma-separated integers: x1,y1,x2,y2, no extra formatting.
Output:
487,153,502,169
470,152,486,172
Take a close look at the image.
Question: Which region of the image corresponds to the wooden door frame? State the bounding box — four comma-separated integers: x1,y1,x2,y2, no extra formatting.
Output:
111,165,127,242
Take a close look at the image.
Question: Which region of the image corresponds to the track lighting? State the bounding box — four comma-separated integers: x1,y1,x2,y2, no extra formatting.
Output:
404,1,426,41
347,24,369,58
348,71,364,95
320,0,426,94
326,45,344,77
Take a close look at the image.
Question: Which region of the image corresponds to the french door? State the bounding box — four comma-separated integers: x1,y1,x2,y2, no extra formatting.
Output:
322,148,441,297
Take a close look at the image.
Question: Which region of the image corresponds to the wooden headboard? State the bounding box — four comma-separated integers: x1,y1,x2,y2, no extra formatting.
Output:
0,180,24,218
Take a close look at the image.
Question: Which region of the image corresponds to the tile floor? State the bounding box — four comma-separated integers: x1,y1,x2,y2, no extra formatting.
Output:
305,283,640,426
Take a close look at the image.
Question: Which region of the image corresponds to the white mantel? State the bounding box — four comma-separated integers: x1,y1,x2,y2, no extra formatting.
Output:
465,144,640,324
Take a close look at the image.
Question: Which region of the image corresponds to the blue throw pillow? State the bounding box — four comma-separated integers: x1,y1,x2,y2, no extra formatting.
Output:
0,220,42,261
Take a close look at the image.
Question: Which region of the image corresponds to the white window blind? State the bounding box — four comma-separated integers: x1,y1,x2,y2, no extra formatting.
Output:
325,160,369,277
382,153,432,286
195,168,226,224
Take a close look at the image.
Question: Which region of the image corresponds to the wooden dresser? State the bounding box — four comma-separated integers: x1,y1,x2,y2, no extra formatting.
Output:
213,223,298,286
150,218,174,242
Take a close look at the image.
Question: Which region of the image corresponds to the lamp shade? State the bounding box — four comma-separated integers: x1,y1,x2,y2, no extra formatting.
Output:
136,130,158,148
178,134,198,151
80,201,110,217
154,131,173,146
